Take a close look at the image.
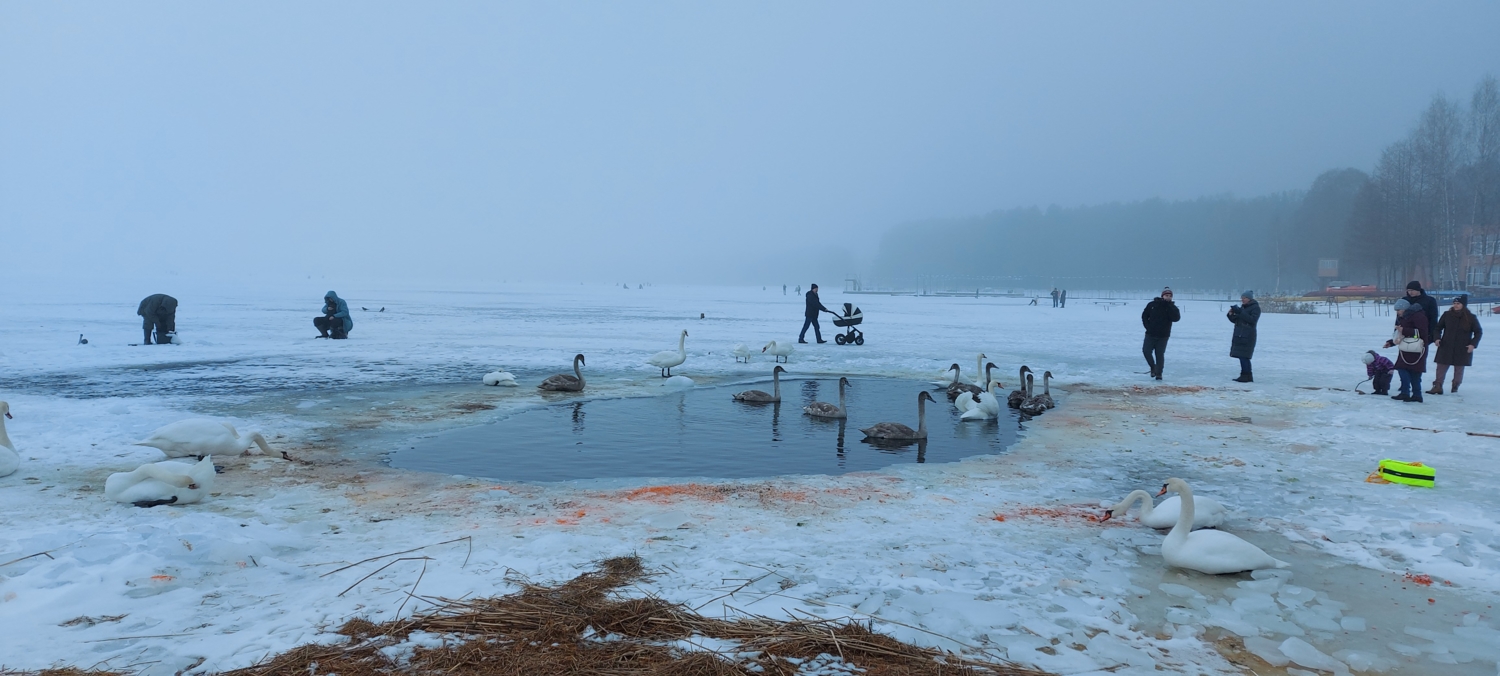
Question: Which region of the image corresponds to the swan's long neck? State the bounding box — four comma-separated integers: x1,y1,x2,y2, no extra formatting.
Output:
1113,490,1152,518
139,463,195,487
248,432,272,454
916,396,927,434
950,366,960,385
0,416,12,452
837,380,846,414
573,357,584,385
975,356,985,383
1044,373,1051,396
677,332,686,355
1168,482,1195,541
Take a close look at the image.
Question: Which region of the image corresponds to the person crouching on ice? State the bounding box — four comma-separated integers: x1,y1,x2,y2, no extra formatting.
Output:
315,290,354,339
1362,350,1393,395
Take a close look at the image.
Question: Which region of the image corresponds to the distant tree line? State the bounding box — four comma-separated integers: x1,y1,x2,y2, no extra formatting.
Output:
872,74,1500,293
1346,75,1500,291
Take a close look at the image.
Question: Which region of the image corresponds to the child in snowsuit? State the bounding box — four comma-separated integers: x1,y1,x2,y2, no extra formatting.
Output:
1362,350,1393,395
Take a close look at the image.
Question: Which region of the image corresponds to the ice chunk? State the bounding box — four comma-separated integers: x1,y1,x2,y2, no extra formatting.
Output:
1339,616,1366,632
1086,632,1155,669
1277,585,1317,607
1293,608,1342,632
1165,608,1195,625
1242,636,1289,666
1387,643,1422,657
1237,577,1285,593
1252,568,1293,581
1278,637,1349,675
1158,583,1201,598
1441,546,1474,566
1332,649,1392,673
1230,592,1278,614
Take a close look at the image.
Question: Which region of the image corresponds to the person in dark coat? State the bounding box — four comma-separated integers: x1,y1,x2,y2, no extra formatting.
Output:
1050,288,1059,308
1428,295,1482,394
1226,290,1260,382
315,290,354,339
1141,287,1181,380
798,284,834,344
1385,298,1429,401
1405,281,1439,342
136,293,178,345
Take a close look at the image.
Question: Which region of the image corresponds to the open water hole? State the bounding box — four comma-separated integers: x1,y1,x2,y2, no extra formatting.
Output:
390,377,1021,482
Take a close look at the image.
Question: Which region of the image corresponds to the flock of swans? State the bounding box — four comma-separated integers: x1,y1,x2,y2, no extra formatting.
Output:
939,354,1057,419
1104,478,1289,574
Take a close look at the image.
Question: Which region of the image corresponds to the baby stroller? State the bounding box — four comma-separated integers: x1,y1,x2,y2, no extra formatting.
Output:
832,303,864,345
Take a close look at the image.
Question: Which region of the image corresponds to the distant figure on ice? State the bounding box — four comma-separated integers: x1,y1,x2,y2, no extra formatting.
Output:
1405,281,1439,341
1050,288,1059,308
136,293,178,345
1227,291,1259,383
1428,295,1481,395
1059,289,1067,308
1362,350,1393,396
315,291,353,339
799,284,834,344
783,284,787,295
1141,287,1180,380
1385,298,1428,401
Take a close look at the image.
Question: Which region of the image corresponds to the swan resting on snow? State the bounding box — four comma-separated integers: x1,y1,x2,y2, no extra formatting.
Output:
0,402,17,478
1102,489,1226,530
135,419,273,459
539,354,587,392
804,377,849,418
1158,478,1288,574
482,370,518,386
861,391,934,440
648,330,689,377
106,456,215,507
734,366,786,403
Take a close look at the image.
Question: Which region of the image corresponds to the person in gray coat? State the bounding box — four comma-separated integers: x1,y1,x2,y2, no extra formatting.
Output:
1227,290,1260,382
136,293,178,345
315,291,354,339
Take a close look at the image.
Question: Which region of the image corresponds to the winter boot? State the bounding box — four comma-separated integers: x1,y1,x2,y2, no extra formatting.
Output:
1451,383,1460,393
1233,374,1253,383
1426,385,1443,395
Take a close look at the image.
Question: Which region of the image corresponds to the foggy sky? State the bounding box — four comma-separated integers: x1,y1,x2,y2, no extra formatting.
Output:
3,2,1498,289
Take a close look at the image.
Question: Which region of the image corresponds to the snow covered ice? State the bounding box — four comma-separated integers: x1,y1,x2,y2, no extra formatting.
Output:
2,283,1500,675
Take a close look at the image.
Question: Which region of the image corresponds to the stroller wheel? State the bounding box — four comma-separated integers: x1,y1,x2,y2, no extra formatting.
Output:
834,334,846,345
854,335,864,345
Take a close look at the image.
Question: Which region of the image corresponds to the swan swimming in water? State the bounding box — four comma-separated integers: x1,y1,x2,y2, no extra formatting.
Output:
1102,489,1227,530
1018,373,1047,417
762,340,794,363
1007,366,1032,408
945,363,983,401
1034,371,1056,409
804,377,849,418
539,354,586,392
861,391,934,440
648,330,688,377
960,382,1003,420
0,402,17,478
135,419,273,460
105,456,216,507
733,366,786,403
933,363,961,389
482,370,518,386
1158,478,1288,574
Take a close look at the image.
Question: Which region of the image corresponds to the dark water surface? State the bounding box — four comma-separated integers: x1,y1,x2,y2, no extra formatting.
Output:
390,378,1020,482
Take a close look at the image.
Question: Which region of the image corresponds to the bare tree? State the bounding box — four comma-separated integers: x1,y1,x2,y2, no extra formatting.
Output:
1412,95,1465,288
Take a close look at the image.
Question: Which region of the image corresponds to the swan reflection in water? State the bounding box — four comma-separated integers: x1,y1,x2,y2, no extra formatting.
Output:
769,402,782,442
835,418,847,466
861,435,927,462
570,401,586,434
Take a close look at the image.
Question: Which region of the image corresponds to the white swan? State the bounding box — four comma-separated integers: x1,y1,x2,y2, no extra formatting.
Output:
648,330,688,377
861,391,934,440
0,402,17,478
953,390,978,415
482,370,518,387
539,354,586,392
1158,478,1288,574
971,353,989,387
1102,489,1227,530
105,456,215,507
733,344,753,363
960,382,1003,420
135,419,273,459
804,377,849,418
762,340,794,363
734,366,786,403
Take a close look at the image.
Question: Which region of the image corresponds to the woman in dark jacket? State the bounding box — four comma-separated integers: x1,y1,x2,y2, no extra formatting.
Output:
1226,291,1260,382
1428,295,1482,394
1386,298,1429,402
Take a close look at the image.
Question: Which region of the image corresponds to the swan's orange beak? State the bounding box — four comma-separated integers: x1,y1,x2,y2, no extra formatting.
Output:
1156,485,1168,497
1100,510,1114,522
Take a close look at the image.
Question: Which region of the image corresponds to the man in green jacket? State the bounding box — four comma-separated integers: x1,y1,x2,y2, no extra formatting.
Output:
137,294,178,345
315,291,354,339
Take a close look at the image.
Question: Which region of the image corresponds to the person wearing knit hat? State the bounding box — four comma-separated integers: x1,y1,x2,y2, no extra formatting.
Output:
1405,281,1438,338
1141,287,1181,380
1385,297,1430,401
1363,349,1394,395
1226,291,1260,382
1428,294,1483,394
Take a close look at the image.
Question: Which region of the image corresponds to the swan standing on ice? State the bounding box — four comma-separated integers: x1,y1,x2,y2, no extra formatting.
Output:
482,370,518,386
733,366,786,403
648,330,688,377
733,344,753,363
861,391,935,440
539,354,586,392
135,419,273,460
762,340,794,363
106,456,215,507
1157,478,1288,574
1102,489,1227,530
804,377,849,418
0,402,18,478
